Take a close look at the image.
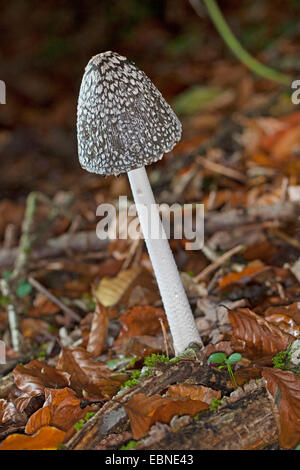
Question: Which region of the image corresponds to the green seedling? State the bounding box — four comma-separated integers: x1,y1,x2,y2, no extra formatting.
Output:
208,352,242,389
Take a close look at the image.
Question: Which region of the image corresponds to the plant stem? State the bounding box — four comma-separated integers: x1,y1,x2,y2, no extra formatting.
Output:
190,0,291,85
227,363,238,389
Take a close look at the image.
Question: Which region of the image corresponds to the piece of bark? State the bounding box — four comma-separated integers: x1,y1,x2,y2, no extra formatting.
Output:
0,373,14,398
65,357,233,450
0,231,108,267
139,382,279,450
0,421,25,441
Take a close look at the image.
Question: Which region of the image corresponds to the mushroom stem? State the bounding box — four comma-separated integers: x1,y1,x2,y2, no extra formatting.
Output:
127,166,203,355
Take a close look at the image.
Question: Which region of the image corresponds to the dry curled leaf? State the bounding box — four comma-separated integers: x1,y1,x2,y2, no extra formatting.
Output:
25,387,93,439
94,266,142,307
166,384,221,404
263,367,300,449
219,266,269,288
28,293,60,317
0,426,65,450
0,399,21,424
86,302,109,357
229,308,293,359
13,360,70,405
125,393,209,440
56,346,127,399
115,306,167,345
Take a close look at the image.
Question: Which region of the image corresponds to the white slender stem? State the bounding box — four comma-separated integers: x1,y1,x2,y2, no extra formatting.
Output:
127,166,202,355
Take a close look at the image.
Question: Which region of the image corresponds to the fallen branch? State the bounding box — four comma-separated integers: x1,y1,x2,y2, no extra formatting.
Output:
139,381,279,450
0,201,299,269
205,201,300,234
65,356,234,450
0,231,108,268
28,276,81,322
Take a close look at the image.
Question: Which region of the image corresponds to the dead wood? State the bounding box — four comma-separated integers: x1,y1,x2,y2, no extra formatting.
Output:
0,231,108,267
65,357,237,450
139,381,279,450
205,201,300,234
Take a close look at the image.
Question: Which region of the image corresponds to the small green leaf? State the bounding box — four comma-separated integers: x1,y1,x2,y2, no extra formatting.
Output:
2,271,12,279
208,352,227,364
16,279,33,298
226,353,242,364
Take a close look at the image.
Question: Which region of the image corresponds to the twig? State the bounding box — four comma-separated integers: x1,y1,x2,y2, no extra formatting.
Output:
28,276,81,322
159,317,170,358
190,0,291,85
194,244,244,282
0,279,20,351
11,192,37,280
0,231,109,268
196,155,247,183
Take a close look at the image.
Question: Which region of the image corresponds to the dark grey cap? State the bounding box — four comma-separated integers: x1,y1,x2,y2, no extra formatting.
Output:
77,51,181,176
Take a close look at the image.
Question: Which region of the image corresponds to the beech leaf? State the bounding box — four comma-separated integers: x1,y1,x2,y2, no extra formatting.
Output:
229,308,293,359
263,367,300,449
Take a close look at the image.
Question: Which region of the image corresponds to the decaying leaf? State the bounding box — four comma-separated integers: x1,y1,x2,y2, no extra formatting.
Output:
125,393,209,440
263,367,300,449
25,387,93,439
114,335,165,358
219,266,269,288
56,346,128,399
13,360,70,412
229,308,293,359
115,306,167,346
166,384,221,404
0,426,65,450
0,399,21,424
94,266,142,306
86,302,109,357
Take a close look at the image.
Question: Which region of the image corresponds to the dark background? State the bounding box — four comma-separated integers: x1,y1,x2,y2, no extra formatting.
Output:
0,0,299,199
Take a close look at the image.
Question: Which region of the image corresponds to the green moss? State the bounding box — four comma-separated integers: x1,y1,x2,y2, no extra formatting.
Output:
209,398,222,411
84,411,96,421
272,346,292,370
120,440,139,450
74,419,85,432
144,353,179,367
120,369,141,390
56,443,66,450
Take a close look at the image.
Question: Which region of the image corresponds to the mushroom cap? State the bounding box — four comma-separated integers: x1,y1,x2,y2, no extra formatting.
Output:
77,51,182,176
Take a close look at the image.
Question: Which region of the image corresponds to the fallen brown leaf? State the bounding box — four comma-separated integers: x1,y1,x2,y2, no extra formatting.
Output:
115,306,167,345
25,387,93,440
14,360,70,396
229,308,293,359
219,266,269,288
86,302,109,357
56,346,127,399
125,393,209,440
0,425,65,450
166,384,221,404
263,367,300,449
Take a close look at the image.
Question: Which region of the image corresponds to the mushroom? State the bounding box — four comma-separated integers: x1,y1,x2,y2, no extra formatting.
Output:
77,51,202,355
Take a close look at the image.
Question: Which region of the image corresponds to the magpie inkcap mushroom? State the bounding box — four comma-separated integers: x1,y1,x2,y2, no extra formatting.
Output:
77,51,202,354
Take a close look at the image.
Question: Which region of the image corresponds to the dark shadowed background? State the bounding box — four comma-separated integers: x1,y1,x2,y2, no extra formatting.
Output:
0,0,299,200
